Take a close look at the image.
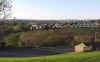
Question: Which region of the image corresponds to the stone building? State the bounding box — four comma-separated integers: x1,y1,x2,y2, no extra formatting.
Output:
75,43,92,52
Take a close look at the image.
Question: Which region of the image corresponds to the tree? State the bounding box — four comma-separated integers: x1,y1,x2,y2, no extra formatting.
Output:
0,0,12,34
5,34,18,47
14,23,24,31
0,0,12,19
0,0,12,48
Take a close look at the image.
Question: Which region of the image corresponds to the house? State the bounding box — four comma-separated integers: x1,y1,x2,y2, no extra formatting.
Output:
53,24,64,29
68,21,97,28
75,43,92,52
96,20,100,28
30,24,41,30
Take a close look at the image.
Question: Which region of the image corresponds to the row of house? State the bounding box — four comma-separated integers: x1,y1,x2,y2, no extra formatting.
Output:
67,20,100,28
29,20,100,31
30,23,65,31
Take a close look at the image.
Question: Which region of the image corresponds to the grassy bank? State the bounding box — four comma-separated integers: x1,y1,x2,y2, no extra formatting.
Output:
0,51,100,62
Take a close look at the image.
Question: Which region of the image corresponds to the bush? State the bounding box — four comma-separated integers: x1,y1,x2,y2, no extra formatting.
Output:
71,41,81,46
5,34,18,47
5,33,24,47
20,30,71,47
17,40,24,48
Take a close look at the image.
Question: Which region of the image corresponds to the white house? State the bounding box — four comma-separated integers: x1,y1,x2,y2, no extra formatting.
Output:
30,24,42,30
68,21,97,28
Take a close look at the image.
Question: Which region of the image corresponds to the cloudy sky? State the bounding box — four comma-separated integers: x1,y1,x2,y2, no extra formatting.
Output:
12,0,100,20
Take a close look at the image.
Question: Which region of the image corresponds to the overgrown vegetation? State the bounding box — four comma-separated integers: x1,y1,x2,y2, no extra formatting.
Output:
20,30,73,47
5,33,23,47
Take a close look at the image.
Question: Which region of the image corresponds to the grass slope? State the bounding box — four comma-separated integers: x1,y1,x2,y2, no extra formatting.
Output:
0,51,100,62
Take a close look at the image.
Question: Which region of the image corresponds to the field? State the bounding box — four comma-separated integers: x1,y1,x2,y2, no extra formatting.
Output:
67,27,95,35
0,51,100,62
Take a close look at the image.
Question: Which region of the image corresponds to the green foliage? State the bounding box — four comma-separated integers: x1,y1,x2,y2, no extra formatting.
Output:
14,23,23,31
16,32,24,36
5,34,18,47
4,31,24,47
71,41,81,46
17,40,23,48
7,25,15,32
0,51,100,62
67,27,95,35
7,23,26,32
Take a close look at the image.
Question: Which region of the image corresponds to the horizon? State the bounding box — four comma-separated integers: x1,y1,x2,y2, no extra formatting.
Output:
12,0,100,20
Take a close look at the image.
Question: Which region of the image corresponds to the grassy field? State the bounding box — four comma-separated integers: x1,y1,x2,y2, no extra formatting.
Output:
0,51,100,62
67,27,95,35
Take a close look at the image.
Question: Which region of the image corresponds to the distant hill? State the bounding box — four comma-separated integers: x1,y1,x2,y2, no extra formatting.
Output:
2,19,100,24
8,19,68,24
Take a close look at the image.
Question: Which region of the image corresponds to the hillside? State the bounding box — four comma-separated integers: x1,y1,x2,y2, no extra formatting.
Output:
0,51,100,62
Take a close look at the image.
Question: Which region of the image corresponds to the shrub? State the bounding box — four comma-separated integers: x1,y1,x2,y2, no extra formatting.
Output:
20,30,71,47
5,34,18,47
17,40,24,48
71,41,81,46
5,33,24,47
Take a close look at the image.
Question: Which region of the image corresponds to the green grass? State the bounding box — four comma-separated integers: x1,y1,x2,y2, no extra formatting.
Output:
67,27,95,35
0,51,100,62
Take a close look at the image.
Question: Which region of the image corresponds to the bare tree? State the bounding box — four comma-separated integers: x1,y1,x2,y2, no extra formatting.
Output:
0,0,12,19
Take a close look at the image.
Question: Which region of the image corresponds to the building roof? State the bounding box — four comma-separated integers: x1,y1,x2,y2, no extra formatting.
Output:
76,42,92,47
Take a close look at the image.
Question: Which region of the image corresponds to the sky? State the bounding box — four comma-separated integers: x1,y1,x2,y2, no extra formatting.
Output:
12,0,100,20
